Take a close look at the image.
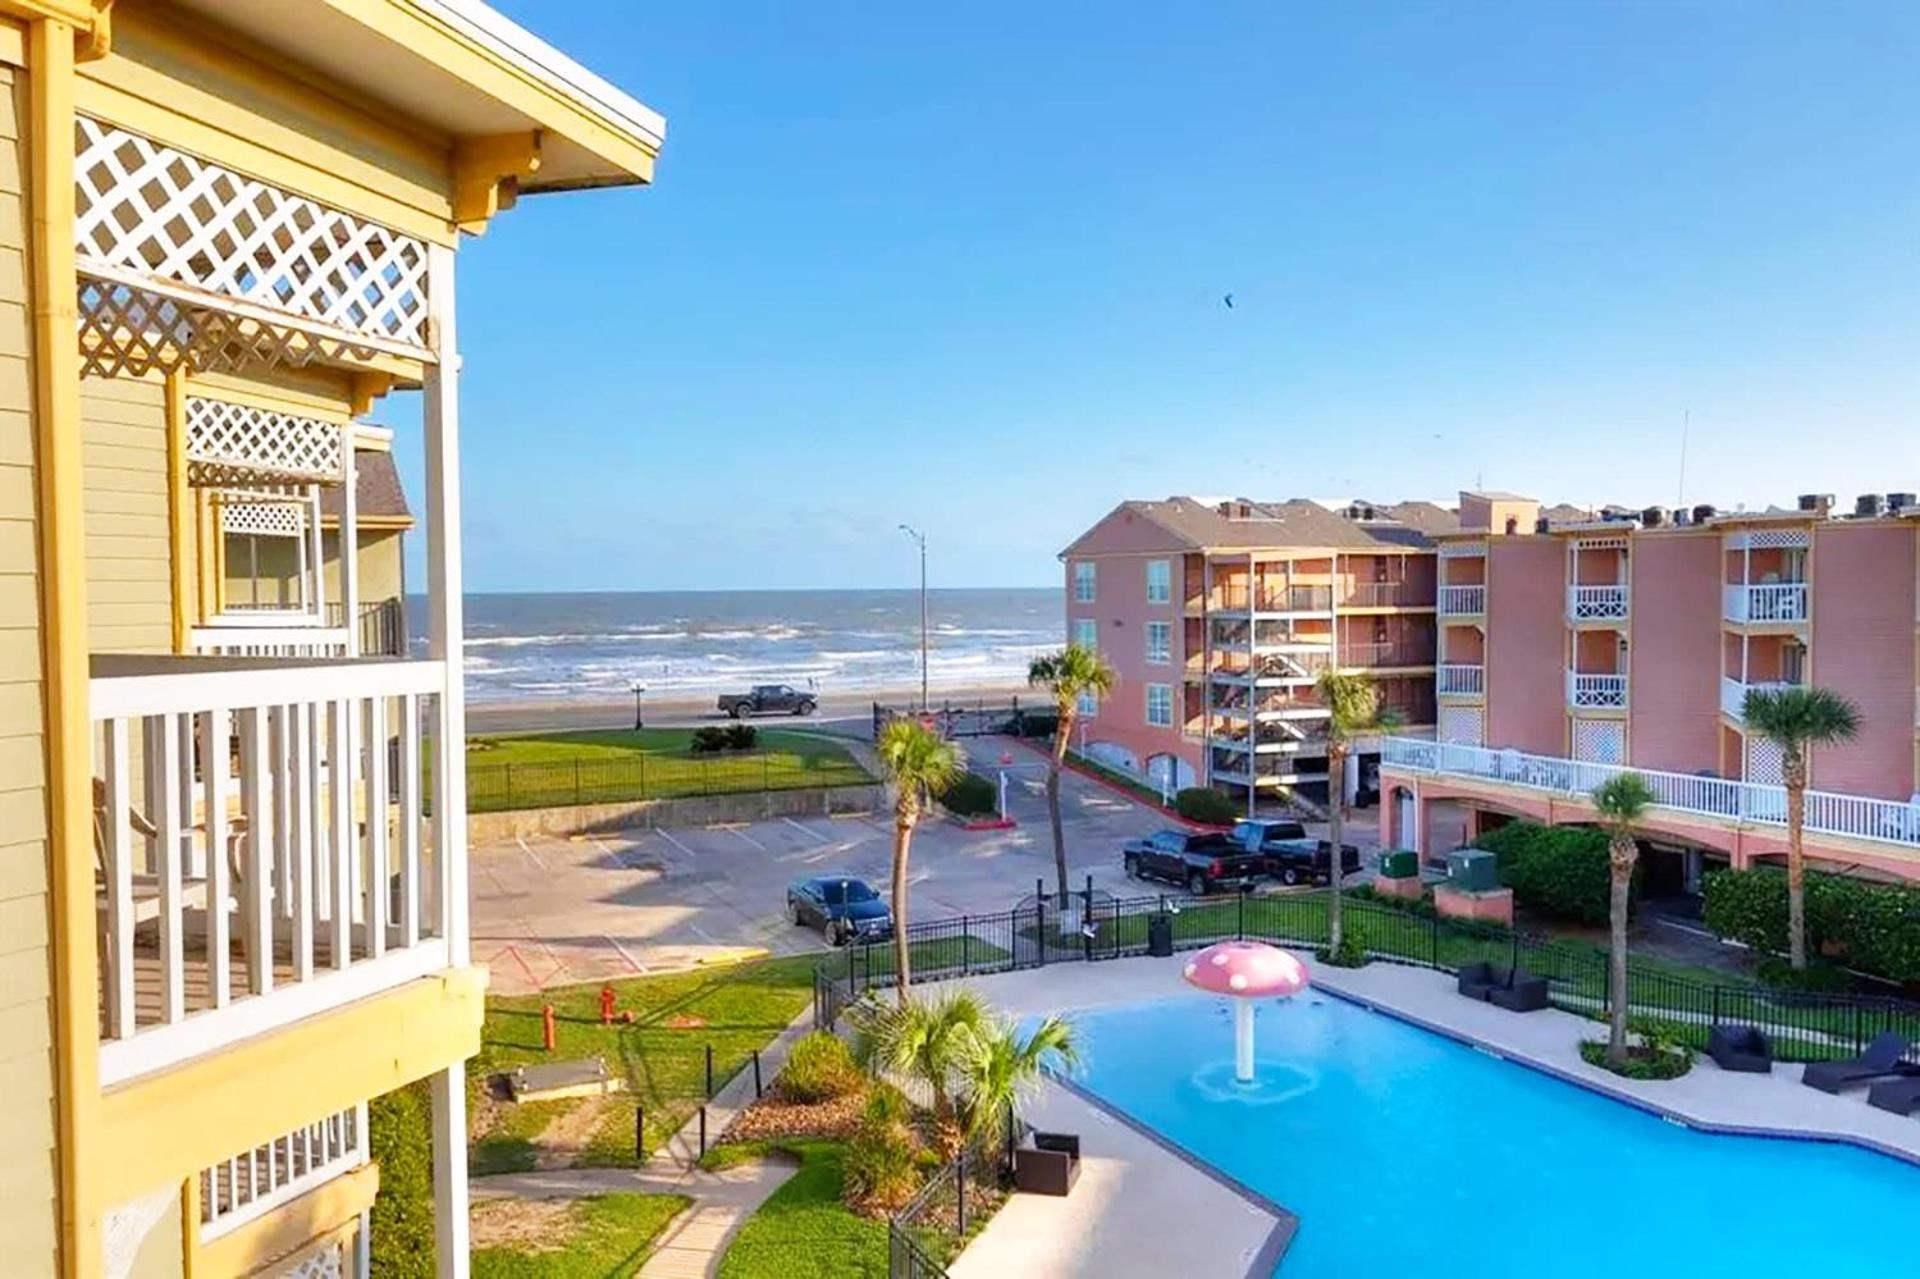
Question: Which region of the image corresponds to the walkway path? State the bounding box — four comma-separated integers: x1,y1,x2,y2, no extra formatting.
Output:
472,1005,819,1278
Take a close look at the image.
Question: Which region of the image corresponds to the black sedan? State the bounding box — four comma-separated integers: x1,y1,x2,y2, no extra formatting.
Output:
787,874,893,946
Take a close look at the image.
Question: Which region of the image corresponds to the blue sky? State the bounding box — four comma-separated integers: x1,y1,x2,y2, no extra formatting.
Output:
382,1,1920,592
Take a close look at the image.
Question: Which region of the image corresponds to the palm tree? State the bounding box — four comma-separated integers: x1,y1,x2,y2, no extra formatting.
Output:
1591,772,1655,1067
1028,645,1116,921
1742,685,1861,971
1315,670,1401,952
958,1013,1079,1152
850,988,992,1154
873,717,965,1003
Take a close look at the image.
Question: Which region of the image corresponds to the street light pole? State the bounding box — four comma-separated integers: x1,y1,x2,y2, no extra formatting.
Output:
629,681,646,730
899,524,928,710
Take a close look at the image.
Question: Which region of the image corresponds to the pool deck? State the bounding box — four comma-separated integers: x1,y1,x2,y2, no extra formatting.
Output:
933,954,1920,1278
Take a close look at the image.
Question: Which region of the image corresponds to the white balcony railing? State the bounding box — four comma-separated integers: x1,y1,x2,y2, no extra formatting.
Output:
1567,584,1628,622
1721,677,1797,722
1567,671,1627,708
91,656,451,1087
200,1104,367,1242
1381,736,1920,849
1723,582,1808,624
1439,584,1486,616
1438,663,1485,696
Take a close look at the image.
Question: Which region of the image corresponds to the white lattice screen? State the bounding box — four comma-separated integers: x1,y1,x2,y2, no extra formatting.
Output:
277,1241,346,1279
1746,735,1786,786
187,396,342,484
220,500,305,538
1571,719,1626,765
1437,706,1484,746
1724,528,1809,551
74,116,431,376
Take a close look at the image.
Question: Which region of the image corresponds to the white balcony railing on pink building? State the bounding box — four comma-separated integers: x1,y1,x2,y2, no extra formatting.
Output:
1720,677,1797,722
1567,584,1628,622
1437,663,1484,696
1381,737,1920,849
91,655,452,1087
1438,584,1485,615
1567,672,1627,709
1723,582,1808,624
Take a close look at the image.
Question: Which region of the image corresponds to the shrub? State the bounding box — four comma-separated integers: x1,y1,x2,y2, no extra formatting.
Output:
691,726,731,754
1579,1017,1695,1080
779,1032,864,1103
1174,786,1238,825
1475,821,1616,925
1014,709,1059,739
1756,956,1852,993
367,1083,435,1278
941,772,999,819
841,1088,921,1215
1316,932,1369,968
724,723,759,751
1703,867,1920,984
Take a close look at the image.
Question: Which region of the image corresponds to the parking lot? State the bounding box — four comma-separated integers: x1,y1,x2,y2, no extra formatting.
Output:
472,753,1174,993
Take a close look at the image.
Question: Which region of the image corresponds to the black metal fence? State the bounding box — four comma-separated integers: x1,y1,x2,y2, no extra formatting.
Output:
872,698,1054,740
886,1109,1026,1279
816,888,1920,1067
466,750,873,813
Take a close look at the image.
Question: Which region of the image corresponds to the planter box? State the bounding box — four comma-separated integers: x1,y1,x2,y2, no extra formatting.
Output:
1434,882,1514,926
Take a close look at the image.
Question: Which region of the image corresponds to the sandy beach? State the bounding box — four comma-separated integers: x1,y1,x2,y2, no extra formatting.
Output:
464,680,1035,735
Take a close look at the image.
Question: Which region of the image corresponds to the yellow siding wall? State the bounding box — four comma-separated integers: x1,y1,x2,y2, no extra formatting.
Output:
0,60,58,1273
222,528,407,613
81,374,175,653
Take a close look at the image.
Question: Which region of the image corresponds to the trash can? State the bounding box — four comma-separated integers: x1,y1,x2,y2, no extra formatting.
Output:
1147,912,1174,957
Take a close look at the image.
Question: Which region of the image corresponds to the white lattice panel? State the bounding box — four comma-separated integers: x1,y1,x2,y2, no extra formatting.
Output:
1724,528,1809,550
188,396,341,483
1437,705,1483,746
1571,718,1626,765
221,500,305,538
1572,536,1629,551
1746,735,1786,786
1437,541,1486,558
75,117,429,347
276,1241,346,1279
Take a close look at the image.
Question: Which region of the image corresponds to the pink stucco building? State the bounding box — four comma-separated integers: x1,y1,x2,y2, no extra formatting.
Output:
1059,497,1451,814
1385,488,1920,886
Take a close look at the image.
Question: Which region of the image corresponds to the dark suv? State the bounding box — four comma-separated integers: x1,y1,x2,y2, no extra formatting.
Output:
1233,818,1361,886
1122,829,1265,896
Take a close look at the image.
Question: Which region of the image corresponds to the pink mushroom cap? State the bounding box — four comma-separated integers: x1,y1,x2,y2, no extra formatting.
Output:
1181,940,1309,997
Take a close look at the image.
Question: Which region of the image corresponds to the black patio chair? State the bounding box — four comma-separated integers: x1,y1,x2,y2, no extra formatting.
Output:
1707,1025,1774,1074
1801,1032,1917,1095
1013,1130,1081,1196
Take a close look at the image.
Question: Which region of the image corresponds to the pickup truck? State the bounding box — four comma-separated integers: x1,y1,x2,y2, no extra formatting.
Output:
1121,829,1266,896
1233,818,1360,886
716,684,817,718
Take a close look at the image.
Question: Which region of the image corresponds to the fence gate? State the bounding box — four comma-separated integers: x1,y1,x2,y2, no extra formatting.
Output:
873,698,1037,739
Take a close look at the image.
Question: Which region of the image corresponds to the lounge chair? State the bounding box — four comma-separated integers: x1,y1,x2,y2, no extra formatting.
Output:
1013,1130,1081,1196
1457,961,1549,1012
1801,1032,1916,1095
1707,1025,1773,1074
1866,1076,1920,1117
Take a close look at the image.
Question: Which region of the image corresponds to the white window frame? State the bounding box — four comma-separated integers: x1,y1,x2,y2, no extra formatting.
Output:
1144,620,1171,665
1073,618,1098,651
1146,683,1173,727
1146,559,1171,604
1074,561,1097,603
1077,689,1099,718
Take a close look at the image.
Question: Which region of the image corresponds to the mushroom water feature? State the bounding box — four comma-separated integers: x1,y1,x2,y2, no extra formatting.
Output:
1183,940,1310,1082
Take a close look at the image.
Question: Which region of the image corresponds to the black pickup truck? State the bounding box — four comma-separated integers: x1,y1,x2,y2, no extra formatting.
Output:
1121,829,1266,896
716,684,817,718
1233,818,1361,886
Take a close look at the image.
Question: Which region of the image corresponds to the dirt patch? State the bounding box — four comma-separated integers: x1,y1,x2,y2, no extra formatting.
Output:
663,1012,708,1029
530,1095,611,1170
470,1197,581,1252
722,1088,868,1144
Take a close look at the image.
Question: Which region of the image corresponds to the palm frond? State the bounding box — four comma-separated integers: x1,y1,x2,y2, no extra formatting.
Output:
1590,771,1655,830
1741,685,1862,751
1315,670,1388,745
875,718,967,796
1027,644,1117,705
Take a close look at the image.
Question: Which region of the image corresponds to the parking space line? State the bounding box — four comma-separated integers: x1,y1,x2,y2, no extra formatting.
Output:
515,836,547,870
603,934,646,974
655,827,698,859
722,825,767,852
782,816,831,843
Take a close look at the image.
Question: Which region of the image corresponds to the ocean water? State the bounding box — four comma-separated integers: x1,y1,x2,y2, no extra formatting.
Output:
427,588,1062,704
1069,995,1919,1277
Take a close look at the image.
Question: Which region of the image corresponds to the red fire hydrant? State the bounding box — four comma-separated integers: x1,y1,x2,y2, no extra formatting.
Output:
541,1003,557,1053
599,984,617,1026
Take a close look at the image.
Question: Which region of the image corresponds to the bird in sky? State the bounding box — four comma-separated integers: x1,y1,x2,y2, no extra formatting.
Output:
1223,293,1235,309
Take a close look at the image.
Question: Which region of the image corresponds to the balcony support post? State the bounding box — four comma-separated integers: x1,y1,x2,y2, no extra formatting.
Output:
340,427,359,656
423,241,472,1279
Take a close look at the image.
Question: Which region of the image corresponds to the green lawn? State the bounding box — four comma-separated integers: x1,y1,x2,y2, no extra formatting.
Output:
714,1142,889,1279
471,955,820,1172
472,1193,690,1278
463,727,871,812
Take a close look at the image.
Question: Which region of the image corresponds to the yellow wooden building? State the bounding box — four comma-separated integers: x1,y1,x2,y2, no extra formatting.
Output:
0,2,663,1275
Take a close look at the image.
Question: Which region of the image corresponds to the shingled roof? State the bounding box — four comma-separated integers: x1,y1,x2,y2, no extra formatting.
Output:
319,449,411,525
1063,496,1447,555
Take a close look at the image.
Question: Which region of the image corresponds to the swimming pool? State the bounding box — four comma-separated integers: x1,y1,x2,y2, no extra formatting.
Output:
1067,994,1918,1278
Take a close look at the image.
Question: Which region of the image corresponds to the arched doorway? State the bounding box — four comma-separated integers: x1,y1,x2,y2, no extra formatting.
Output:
1145,752,1195,796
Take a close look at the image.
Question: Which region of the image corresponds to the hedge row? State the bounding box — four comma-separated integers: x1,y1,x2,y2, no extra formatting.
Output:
1703,867,1920,985
1474,820,1617,926
1175,786,1239,825
942,772,999,818
368,1083,435,1277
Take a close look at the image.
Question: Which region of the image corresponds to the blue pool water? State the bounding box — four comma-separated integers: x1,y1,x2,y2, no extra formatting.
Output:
1067,995,1917,1277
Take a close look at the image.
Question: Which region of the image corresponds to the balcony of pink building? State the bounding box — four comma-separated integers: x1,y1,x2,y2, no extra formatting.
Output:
1722,529,1811,625
1565,538,1630,624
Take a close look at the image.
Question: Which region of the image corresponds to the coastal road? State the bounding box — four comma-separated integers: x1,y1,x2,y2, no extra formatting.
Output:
463,685,1031,740
471,745,1184,995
